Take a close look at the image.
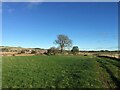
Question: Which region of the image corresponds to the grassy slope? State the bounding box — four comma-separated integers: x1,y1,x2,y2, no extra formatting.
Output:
2,56,120,88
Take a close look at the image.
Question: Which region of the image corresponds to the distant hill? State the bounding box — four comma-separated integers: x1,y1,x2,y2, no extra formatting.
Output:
0,46,47,52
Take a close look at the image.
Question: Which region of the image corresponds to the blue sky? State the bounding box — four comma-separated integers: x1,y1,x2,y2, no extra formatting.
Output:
2,2,118,50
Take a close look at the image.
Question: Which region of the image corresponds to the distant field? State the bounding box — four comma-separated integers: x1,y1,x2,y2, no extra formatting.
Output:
2,56,120,88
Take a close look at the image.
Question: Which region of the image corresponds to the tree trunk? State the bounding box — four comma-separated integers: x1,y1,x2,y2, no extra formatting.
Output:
61,45,64,53
61,48,63,52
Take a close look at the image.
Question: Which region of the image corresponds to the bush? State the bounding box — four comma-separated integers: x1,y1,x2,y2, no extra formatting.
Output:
71,46,79,55
20,50,26,53
1,48,9,52
31,50,36,54
47,47,59,55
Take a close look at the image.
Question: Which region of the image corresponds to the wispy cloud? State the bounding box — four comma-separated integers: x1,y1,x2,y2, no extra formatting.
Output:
27,2,41,9
28,0,44,2
2,0,42,2
7,8,14,13
2,3,15,13
2,2,41,13
98,32,109,38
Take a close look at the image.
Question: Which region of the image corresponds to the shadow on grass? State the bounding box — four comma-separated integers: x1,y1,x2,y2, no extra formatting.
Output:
97,60,120,88
105,60,120,69
97,56,119,61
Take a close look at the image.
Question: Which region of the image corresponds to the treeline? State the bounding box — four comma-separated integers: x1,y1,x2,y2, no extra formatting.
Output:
80,50,119,53
46,46,79,55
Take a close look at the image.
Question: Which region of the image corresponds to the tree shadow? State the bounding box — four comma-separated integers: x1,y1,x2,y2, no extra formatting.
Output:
97,56,119,61
97,60,120,88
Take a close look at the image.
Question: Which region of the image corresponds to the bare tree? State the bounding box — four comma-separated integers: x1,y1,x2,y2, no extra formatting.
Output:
55,34,72,52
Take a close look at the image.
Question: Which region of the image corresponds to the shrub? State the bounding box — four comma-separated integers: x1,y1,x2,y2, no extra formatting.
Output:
1,48,9,52
31,50,36,54
47,47,59,55
20,50,26,53
71,46,79,55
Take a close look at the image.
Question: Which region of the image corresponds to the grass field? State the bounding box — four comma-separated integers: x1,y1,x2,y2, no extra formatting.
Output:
2,55,120,88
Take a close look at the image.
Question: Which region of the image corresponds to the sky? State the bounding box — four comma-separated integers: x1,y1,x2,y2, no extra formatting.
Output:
2,0,120,2
2,2,118,50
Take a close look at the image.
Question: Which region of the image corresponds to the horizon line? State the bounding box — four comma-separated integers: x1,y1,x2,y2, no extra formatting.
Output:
0,45,118,51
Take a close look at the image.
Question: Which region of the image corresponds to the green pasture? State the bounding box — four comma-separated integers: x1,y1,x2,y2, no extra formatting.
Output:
2,56,120,88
